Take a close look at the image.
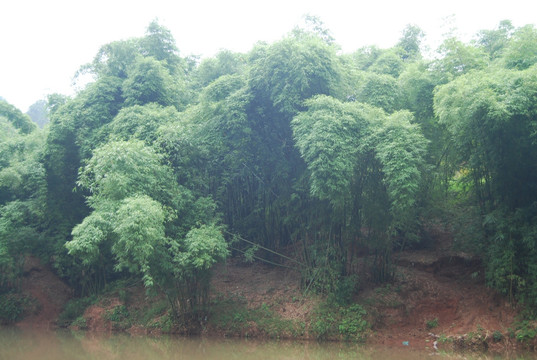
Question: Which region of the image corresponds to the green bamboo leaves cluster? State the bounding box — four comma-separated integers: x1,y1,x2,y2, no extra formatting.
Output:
433,25,537,303
292,96,427,245
292,96,371,203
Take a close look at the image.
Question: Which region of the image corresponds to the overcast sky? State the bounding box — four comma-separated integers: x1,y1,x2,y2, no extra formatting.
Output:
1,0,536,112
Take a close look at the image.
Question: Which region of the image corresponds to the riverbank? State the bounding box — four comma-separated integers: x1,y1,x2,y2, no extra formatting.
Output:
11,250,534,353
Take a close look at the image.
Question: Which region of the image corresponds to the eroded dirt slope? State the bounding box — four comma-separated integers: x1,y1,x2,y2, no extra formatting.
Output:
16,256,72,329
16,247,518,350
366,250,516,349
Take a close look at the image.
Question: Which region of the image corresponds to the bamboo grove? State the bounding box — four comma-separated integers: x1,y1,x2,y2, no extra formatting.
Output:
1,18,537,318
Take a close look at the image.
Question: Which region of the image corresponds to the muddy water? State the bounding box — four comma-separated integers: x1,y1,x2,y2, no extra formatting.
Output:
0,327,534,360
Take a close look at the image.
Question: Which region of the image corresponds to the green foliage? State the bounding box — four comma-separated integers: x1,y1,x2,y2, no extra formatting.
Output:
178,225,229,272
0,117,19,143
105,304,131,330
292,95,373,204
311,302,369,341
82,39,140,79
249,34,340,115
348,46,383,71
397,24,425,60
332,275,359,306
140,20,183,75
122,57,182,109
434,34,537,306
293,95,426,279
356,72,400,113
370,110,428,224
77,139,176,204
513,320,537,342
368,48,405,77
426,317,439,329
397,61,437,137
0,292,27,324
434,37,488,79
193,50,246,89
68,211,113,266
338,304,369,340
0,100,36,134
68,135,227,318
301,244,343,294
209,296,300,338
26,99,49,128
503,25,537,70
6,18,537,326
57,296,97,327
482,207,537,306
0,126,46,291
71,316,87,329
476,20,514,60
142,300,169,325
112,195,166,288
435,66,537,210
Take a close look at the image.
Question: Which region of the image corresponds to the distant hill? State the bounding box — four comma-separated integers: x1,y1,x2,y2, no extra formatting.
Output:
26,100,49,128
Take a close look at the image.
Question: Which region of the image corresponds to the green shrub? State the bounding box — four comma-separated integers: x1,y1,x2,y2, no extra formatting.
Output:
332,275,358,306
338,304,369,340
71,316,87,329
142,299,169,325
514,320,537,342
311,302,369,341
0,292,25,324
57,296,96,327
311,304,337,339
426,317,438,329
105,305,131,330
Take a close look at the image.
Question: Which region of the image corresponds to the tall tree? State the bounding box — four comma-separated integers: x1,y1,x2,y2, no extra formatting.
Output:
476,20,514,60
141,19,183,75
292,95,427,282
397,24,425,60
503,24,537,70
0,100,36,134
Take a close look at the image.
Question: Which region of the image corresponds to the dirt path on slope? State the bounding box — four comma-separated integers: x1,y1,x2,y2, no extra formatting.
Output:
16,256,73,329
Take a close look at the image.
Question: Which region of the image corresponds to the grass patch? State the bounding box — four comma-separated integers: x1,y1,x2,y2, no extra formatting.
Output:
209,295,302,338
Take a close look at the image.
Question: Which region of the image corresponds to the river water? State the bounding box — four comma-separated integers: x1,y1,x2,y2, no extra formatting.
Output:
0,327,535,360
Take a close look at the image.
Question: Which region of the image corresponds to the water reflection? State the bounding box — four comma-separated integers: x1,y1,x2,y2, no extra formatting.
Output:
0,327,535,360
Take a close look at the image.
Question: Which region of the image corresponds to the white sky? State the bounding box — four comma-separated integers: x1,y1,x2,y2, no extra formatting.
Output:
1,0,536,112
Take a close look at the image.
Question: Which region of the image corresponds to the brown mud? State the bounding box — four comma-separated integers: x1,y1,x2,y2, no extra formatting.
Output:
15,247,521,353
16,256,72,330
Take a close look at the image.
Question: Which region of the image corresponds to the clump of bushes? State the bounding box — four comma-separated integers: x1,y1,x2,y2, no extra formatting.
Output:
0,292,31,324
311,301,370,341
57,296,96,327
